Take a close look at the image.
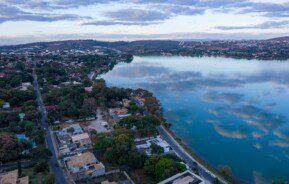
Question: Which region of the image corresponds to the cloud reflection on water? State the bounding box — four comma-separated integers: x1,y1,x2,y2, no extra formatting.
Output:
106,60,289,147
103,57,289,181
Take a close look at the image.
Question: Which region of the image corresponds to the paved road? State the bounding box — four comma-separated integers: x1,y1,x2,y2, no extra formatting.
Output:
33,69,68,184
158,125,227,184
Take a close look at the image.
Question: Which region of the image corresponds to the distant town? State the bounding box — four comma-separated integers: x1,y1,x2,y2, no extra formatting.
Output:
1,37,289,60
0,37,288,184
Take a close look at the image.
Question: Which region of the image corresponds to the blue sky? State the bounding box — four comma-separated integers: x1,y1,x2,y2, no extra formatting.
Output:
0,0,289,45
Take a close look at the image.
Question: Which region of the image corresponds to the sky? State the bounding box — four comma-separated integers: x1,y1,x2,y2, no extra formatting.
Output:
0,0,289,45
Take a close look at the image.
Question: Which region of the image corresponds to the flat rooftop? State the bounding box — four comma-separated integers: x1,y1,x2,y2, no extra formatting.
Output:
158,170,204,184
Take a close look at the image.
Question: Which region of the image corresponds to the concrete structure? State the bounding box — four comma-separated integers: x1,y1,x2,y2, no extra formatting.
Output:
71,133,91,147
56,124,91,156
109,108,131,122
59,124,83,136
2,102,10,109
158,170,205,184
19,82,32,91
131,96,145,107
135,135,171,155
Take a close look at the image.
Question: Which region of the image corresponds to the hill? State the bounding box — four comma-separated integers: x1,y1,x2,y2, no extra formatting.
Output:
267,36,289,41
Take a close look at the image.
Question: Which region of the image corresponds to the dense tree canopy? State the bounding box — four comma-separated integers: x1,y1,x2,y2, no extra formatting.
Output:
118,115,161,137
144,155,186,181
0,133,24,162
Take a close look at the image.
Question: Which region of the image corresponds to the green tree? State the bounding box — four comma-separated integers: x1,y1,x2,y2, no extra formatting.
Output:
213,178,220,184
93,133,112,151
67,127,75,134
90,129,97,136
114,134,133,164
144,154,161,176
127,151,147,169
31,146,52,161
150,144,164,155
154,158,175,181
129,102,138,113
175,162,186,173
118,116,138,129
104,147,117,163
144,155,185,181
0,134,23,162
34,161,49,173
0,99,4,107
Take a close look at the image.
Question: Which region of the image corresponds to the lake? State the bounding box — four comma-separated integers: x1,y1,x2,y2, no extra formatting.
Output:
100,56,289,183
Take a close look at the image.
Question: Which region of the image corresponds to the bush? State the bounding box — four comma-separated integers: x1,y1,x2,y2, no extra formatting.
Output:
34,161,49,173
150,144,164,155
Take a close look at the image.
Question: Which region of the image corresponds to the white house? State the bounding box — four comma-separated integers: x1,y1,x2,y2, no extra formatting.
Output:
67,152,105,179
135,136,171,155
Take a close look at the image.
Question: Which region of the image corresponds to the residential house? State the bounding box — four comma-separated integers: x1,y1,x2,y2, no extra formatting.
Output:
131,96,145,107
71,133,91,147
122,99,131,108
56,124,85,156
19,82,32,91
135,135,171,156
67,152,105,179
109,108,131,122
158,170,205,184
61,124,84,136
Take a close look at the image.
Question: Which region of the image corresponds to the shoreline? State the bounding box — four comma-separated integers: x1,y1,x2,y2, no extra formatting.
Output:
160,124,229,184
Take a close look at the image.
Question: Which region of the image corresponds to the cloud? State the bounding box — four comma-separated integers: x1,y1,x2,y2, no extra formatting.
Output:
274,129,289,141
80,8,170,27
104,9,170,22
106,62,170,78
202,91,244,105
269,139,289,148
0,4,88,24
3,0,289,25
208,108,220,116
227,105,286,133
252,131,264,139
1,0,114,10
81,20,162,26
265,102,277,109
214,124,249,139
216,20,289,30
204,119,220,124
240,2,289,17
149,4,205,16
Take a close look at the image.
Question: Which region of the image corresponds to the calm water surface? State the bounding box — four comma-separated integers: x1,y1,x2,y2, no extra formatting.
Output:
100,56,289,183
